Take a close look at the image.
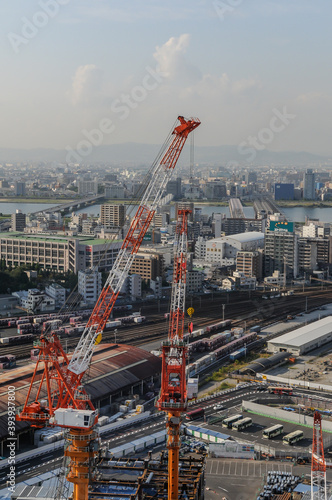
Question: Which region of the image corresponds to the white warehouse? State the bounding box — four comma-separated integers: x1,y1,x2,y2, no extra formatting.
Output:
205,232,264,265
267,316,332,356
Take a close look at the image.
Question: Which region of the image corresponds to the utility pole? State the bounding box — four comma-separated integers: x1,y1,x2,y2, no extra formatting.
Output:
222,304,225,322
305,296,308,313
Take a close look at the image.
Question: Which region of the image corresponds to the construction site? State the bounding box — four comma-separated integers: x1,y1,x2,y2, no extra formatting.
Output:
2,116,206,500
0,116,331,500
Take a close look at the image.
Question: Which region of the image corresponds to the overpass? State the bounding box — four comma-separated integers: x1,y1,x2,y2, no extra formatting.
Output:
253,196,288,220
33,195,105,215
229,198,245,218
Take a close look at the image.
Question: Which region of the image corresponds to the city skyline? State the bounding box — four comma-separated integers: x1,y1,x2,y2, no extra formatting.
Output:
1,1,332,157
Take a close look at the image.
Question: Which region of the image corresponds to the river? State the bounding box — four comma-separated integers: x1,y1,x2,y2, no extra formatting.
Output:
0,201,332,223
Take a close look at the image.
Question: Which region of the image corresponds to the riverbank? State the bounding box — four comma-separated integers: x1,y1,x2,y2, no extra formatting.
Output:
0,197,74,204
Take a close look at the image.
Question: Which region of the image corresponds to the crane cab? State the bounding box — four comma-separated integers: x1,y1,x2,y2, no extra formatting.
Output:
51,408,98,429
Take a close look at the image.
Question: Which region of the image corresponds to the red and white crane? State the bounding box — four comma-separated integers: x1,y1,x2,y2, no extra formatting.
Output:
17,116,200,500
157,207,191,500
311,411,327,500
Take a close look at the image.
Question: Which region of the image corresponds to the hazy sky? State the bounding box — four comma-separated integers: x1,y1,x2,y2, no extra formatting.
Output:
1,0,331,155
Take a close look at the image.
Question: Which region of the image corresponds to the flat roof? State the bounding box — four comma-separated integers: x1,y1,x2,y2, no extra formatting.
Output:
0,232,122,245
269,316,332,348
211,232,264,244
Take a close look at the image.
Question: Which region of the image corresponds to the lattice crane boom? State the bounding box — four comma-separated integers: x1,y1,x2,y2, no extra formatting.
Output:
68,117,200,379
158,208,191,500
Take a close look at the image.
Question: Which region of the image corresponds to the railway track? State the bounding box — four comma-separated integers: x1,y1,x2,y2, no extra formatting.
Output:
1,288,332,360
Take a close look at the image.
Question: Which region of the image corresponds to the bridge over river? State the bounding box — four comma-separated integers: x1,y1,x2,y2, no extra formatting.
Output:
32,195,105,215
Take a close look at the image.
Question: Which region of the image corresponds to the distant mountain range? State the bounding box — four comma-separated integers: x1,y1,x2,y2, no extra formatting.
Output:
0,144,329,166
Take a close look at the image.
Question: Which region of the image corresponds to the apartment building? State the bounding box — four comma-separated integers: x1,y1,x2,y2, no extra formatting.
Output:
100,204,126,228
130,250,164,282
78,269,102,305
236,251,262,279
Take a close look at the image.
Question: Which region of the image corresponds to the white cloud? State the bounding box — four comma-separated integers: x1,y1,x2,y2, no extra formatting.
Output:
153,34,201,83
296,91,325,104
70,64,103,105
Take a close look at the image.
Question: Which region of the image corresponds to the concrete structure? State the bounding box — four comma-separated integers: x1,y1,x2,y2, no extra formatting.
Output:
166,177,182,198
303,168,315,200
11,210,26,232
130,250,164,282
236,250,262,279
21,289,55,312
78,269,102,305
213,213,223,238
267,316,332,356
45,283,66,307
77,178,98,195
221,217,266,236
274,183,294,200
127,273,142,300
194,236,206,260
187,269,205,294
0,232,122,273
14,181,26,196
104,184,125,198
264,270,285,287
205,232,264,265
264,230,298,278
100,204,126,228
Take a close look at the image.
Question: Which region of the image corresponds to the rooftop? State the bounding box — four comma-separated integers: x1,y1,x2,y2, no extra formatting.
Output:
210,232,264,244
0,232,122,245
269,316,332,347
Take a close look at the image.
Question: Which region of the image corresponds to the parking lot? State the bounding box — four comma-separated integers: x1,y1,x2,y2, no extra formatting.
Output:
204,459,294,500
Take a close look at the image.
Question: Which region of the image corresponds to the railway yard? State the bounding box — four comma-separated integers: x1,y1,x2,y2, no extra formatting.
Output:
1,286,332,499
1,286,332,361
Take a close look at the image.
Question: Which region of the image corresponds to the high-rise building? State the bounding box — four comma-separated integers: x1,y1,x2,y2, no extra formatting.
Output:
166,177,182,199
14,182,26,196
264,229,298,278
11,210,26,232
274,183,294,200
303,169,315,200
100,204,126,228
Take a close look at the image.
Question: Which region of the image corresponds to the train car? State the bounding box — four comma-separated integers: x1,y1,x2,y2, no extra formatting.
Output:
214,332,257,360
0,354,16,369
105,320,122,329
17,318,32,326
229,347,246,361
0,334,34,345
205,319,232,334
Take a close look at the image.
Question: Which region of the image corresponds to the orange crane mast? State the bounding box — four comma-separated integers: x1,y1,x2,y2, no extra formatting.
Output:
157,208,191,500
16,116,200,500
311,410,327,500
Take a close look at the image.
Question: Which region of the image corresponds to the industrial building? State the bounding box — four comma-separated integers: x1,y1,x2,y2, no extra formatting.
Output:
205,232,265,265
0,343,161,454
267,316,332,356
